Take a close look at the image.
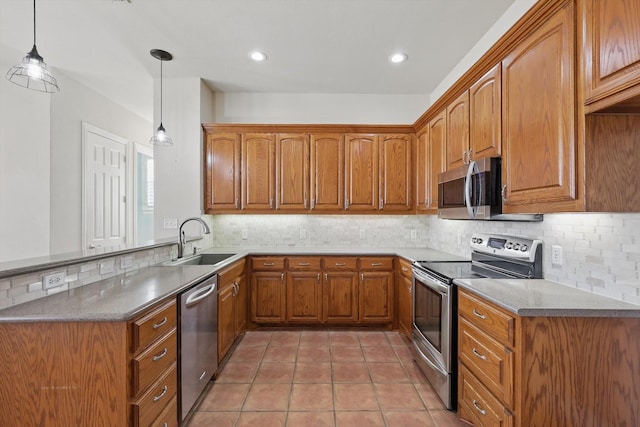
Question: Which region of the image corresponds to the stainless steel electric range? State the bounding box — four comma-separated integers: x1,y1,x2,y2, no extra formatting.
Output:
411,233,543,410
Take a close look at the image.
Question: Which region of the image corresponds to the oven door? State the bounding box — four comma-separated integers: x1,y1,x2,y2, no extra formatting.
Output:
411,267,452,372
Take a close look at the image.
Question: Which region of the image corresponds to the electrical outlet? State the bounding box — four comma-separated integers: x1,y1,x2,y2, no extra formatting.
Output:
299,228,307,239
42,272,66,290
410,229,418,240
551,245,563,266
359,229,366,239
100,261,115,275
241,229,249,240
120,256,133,269
163,218,178,229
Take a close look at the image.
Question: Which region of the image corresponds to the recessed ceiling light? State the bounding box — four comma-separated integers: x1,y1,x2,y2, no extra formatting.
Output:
249,51,267,62
389,53,408,64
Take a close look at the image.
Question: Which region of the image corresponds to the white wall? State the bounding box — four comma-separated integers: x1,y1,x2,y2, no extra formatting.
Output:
49,71,152,254
212,92,429,124
0,64,51,262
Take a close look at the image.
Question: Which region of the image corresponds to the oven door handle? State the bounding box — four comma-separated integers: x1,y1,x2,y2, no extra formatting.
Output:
412,269,449,294
412,340,448,376
464,160,477,219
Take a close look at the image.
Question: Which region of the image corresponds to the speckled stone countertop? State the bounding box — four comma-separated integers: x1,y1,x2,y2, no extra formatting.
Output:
0,266,218,322
455,278,640,318
0,247,465,323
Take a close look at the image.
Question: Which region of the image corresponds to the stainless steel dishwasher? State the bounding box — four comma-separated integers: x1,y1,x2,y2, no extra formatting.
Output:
179,274,218,421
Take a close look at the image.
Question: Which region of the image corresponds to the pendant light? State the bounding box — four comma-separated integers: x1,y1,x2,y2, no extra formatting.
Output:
5,0,59,93
149,49,173,146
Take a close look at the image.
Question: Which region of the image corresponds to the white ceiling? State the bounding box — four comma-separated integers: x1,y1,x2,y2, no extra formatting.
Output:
0,0,516,122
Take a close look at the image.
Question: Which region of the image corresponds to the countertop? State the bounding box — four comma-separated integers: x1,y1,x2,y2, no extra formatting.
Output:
455,278,640,317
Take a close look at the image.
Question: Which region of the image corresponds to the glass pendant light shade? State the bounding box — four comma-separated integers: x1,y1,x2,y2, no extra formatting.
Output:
149,49,173,146
5,0,59,93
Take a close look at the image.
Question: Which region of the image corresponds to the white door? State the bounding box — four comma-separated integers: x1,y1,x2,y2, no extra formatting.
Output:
82,123,128,250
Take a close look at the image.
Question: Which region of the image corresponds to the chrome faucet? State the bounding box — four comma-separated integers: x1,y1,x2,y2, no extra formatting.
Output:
177,217,211,259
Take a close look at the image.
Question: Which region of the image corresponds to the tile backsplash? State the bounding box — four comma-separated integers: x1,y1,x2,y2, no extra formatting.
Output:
204,213,640,305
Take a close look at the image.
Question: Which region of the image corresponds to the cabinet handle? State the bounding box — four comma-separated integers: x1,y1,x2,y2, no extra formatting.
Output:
425,197,429,208
270,198,274,208
263,262,275,266
235,198,239,209
335,262,346,266
379,198,384,210
361,273,364,282
153,347,168,362
152,317,168,330
153,385,168,402
467,148,473,162
501,184,507,203
472,348,487,361
370,262,383,266
345,199,350,209
281,273,285,281
162,423,168,427
317,273,321,283
324,273,328,281
472,309,486,320
472,399,487,415
402,267,409,272
311,199,315,209
298,262,310,266
304,198,308,209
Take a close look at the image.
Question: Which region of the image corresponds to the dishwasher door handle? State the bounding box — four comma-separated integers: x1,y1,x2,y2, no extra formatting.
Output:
185,283,216,307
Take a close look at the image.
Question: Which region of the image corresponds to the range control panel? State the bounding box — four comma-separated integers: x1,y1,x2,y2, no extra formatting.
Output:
470,233,542,262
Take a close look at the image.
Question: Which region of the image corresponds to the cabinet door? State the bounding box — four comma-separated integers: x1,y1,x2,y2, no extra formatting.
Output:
250,271,286,323
397,273,412,337
204,132,240,212
379,134,412,212
323,271,358,323
287,272,323,323
359,271,394,323
234,274,247,336
242,133,275,210
218,284,236,362
469,64,501,160
584,0,640,109
446,91,470,170
415,126,429,212
428,111,446,211
276,133,309,211
310,134,344,211
344,134,378,211
502,2,577,211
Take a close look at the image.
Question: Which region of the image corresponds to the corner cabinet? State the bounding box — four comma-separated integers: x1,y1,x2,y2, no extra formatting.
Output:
501,1,579,213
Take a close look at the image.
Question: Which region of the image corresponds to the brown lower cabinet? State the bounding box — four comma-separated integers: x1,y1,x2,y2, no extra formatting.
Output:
217,259,247,363
396,258,413,337
249,255,394,326
458,287,640,426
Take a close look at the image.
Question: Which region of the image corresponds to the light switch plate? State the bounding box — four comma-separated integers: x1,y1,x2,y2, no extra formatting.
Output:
551,245,563,266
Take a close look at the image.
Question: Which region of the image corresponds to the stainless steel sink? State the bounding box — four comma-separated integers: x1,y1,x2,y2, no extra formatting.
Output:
161,253,236,266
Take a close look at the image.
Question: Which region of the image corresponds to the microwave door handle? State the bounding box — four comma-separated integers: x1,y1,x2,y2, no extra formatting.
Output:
464,161,476,218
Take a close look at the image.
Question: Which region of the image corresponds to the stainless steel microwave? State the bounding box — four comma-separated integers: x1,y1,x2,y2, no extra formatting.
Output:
437,157,542,221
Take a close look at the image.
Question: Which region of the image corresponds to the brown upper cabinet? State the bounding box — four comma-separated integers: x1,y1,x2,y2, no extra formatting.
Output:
344,134,379,211
275,133,309,211
416,112,445,213
445,91,470,170
501,1,578,213
379,134,412,212
469,63,502,161
309,134,345,211
583,0,640,112
242,133,276,211
204,132,241,212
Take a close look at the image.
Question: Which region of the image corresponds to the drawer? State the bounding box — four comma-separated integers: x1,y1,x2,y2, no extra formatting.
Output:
131,300,177,353
218,258,246,287
397,258,413,279
458,289,515,347
132,329,178,396
359,257,394,270
132,364,177,427
458,365,514,427
151,395,178,427
287,256,322,271
323,257,358,271
251,256,286,270
459,317,514,407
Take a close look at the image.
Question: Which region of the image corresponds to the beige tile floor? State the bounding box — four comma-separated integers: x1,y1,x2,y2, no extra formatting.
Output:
186,330,467,427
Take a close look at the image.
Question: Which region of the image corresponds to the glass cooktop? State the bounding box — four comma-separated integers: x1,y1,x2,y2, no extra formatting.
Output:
414,261,513,283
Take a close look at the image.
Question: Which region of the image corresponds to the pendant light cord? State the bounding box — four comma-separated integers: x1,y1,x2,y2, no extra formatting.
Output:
33,0,37,45
160,58,163,123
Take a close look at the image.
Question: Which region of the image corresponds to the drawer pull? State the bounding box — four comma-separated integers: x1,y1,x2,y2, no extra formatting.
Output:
472,348,487,361
162,423,168,427
472,399,487,415
298,262,310,266
152,317,168,329
263,262,275,266
153,347,168,362
472,309,486,320
370,262,383,266
153,385,168,402
335,262,346,266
